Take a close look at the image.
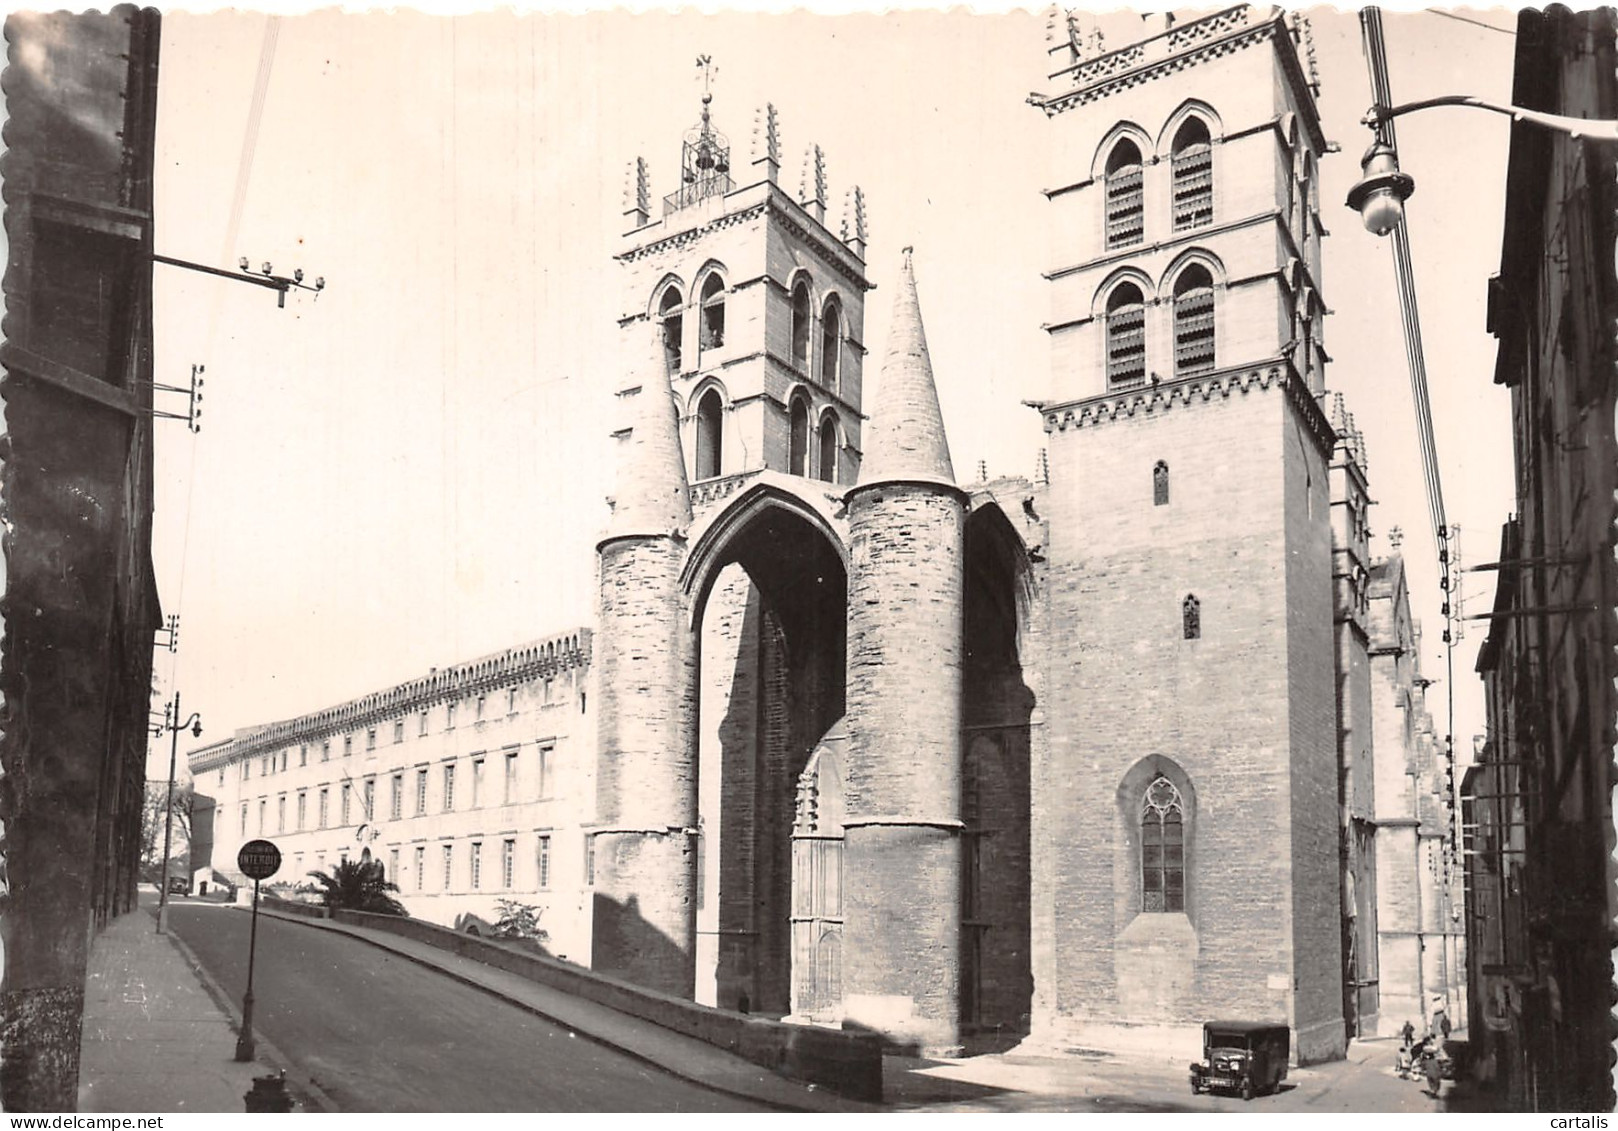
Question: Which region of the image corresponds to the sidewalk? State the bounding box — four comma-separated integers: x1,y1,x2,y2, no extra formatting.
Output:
250,905,880,1113
77,888,300,1113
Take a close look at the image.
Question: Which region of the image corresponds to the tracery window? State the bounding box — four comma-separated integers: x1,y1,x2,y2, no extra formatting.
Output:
1141,776,1185,912
1171,118,1214,231
1105,139,1145,249
1153,460,1169,506
1183,594,1201,640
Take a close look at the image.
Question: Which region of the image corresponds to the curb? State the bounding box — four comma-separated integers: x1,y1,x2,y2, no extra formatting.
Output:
159,911,341,1113
239,906,838,1113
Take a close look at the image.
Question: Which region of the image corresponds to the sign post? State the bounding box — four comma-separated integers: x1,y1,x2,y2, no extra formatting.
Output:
234,838,281,1063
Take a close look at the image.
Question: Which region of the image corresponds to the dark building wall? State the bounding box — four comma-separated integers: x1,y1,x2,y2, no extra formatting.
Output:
0,6,163,1112
1470,6,1618,1112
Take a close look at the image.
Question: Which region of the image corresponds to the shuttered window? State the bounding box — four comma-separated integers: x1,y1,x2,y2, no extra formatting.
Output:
1106,285,1147,387
1174,268,1216,377
1104,138,1145,249
1105,164,1144,249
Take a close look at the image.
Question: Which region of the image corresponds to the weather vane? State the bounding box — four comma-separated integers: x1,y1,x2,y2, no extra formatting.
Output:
696,54,717,101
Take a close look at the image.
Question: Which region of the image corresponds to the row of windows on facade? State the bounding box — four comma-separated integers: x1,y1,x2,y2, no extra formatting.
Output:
1104,118,1214,251
1104,264,1216,387
689,388,842,483
297,833,568,896
227,682,568,785
660,274,844,393
239,746,555,837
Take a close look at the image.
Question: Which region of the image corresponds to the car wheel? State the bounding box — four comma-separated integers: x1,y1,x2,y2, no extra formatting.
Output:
1241,1081,1255,1102
1190,1082,1201,1095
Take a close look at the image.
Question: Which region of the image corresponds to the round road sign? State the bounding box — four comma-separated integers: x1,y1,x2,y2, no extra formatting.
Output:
238,839,282,880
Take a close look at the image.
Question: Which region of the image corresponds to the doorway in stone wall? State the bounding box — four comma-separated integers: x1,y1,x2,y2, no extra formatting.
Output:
687,491,847,1017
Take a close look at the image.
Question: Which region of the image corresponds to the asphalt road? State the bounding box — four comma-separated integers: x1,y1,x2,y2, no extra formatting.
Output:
167,901,769,1112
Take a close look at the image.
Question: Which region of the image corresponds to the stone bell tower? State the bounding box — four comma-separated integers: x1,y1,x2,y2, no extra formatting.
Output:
1027,7,1347,1063
613,75,872,494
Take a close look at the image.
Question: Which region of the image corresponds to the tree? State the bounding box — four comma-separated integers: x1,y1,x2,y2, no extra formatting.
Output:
140,779,195,878
306,857,407,916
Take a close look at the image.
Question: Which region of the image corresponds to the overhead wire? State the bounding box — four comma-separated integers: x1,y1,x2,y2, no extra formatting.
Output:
1424,9,1516,37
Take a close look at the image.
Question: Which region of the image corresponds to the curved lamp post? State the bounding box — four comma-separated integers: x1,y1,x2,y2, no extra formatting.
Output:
155,692,203,935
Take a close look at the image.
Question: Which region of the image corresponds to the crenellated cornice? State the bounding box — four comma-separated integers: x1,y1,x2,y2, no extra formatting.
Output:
1040,361,1336,457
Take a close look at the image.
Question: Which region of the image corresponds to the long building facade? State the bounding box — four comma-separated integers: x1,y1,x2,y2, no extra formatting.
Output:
192,4,1467,1065
191,630,599,963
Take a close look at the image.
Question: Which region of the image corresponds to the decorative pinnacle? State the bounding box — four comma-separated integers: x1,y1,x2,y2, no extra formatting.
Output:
841,185,868,252
623,157,650,221
753,102,781,169
800,144,827,205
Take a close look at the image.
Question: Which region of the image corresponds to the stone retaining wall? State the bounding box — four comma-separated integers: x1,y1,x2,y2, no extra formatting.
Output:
332,909,882,1102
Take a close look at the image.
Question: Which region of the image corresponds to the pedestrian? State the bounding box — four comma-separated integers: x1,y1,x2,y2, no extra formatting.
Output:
1400,1019,1415,1046
1423,1047,1443,1098
1439,1011,1452,1041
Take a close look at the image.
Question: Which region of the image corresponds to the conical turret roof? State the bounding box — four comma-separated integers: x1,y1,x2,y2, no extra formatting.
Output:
858,248,956,489
604,323,692,542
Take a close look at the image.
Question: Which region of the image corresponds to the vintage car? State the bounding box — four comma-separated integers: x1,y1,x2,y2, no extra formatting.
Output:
1188,1020,1290,1100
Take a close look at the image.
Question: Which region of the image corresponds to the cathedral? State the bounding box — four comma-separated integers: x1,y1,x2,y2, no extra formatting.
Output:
195,4,1465,1069
595,5,1361,1064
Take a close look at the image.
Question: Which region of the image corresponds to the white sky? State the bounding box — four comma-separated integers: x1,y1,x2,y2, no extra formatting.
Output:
149,5,1519,780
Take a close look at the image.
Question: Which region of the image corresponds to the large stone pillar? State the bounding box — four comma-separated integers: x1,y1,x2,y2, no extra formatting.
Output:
839,248,966,1054
591,326,698,996
843,483,966,1054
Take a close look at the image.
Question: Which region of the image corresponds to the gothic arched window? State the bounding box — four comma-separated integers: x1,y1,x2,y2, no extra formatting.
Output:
1141,775,1185,912
695,388,724,480
699,273,726,355
1173,266,1216,377
1105,139,1145,249
1182,594,1201,640
791,280,813,373
820,296,841,391
1153,460,1169,506
1171,117,1214,231
1106,282,1147,387
659,286,684,376
789,395,810,477
817,412,838,484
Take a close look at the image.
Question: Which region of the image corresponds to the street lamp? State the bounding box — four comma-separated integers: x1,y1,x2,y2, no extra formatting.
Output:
1345,139,1414,237
154,692,203,935
1345,96,1618,236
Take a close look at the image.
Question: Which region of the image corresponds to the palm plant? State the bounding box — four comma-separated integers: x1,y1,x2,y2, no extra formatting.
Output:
306,857,407,916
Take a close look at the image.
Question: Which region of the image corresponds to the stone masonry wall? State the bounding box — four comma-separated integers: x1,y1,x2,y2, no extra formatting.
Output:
1282,400,1347,1062
1038,383,1336,1050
